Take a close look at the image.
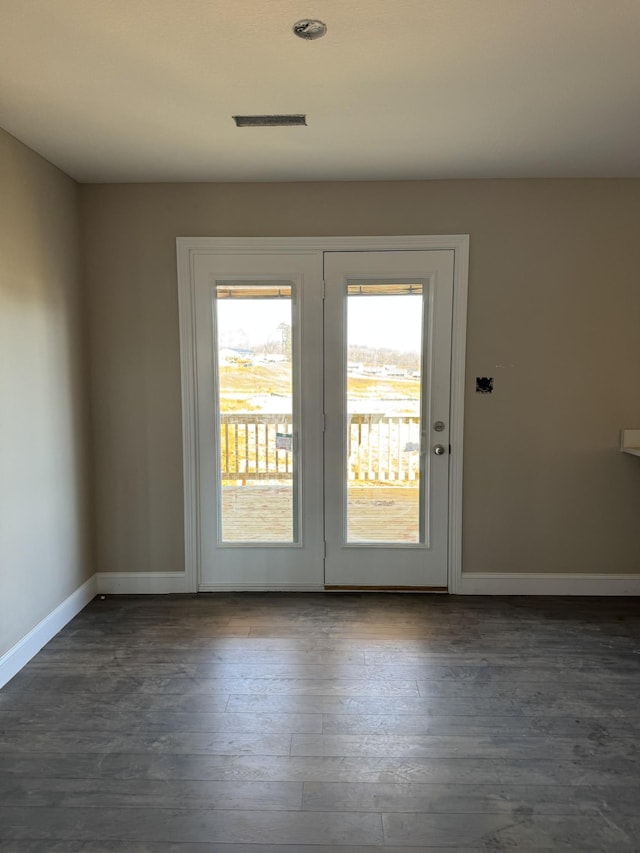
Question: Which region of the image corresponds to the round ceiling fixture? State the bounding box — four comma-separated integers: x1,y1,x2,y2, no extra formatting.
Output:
293,19,327,40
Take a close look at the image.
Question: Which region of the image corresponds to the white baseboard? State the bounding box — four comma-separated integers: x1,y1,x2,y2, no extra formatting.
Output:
96,572,190,594
458,572,640,596
0,574,97,689
97,572,640,596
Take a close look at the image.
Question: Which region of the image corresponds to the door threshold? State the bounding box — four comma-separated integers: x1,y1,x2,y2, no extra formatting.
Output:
324,585,448,592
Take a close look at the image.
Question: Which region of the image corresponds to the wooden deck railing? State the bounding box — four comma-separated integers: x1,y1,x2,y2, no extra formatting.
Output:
220,413,421,483
220,414,294,481
347,413,421,482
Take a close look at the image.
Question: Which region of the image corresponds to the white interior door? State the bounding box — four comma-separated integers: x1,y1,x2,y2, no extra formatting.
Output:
192,251,324,590
323,251,454,589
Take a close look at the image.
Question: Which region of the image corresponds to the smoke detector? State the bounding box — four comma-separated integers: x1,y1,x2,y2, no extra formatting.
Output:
293,19,327,40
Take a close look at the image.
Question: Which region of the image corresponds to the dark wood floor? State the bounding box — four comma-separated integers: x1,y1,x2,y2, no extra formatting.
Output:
1,593,640,851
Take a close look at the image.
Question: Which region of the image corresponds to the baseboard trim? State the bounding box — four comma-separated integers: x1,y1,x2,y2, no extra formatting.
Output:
0,575,97,689
96,572,190,594
458,572,640,596
324,585,448,592
97,573,640,596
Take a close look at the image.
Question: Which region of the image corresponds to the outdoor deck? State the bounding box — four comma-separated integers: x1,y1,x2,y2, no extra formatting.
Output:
218,413,422,542
221,485,420,542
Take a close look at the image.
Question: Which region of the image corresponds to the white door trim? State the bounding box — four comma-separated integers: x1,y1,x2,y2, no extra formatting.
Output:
176,235,469,594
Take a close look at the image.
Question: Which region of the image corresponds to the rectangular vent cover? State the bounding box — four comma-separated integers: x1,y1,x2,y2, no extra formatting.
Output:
233,114,307,127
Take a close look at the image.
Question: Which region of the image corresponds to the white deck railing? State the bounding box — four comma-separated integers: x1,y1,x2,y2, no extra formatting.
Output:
220,413,421,483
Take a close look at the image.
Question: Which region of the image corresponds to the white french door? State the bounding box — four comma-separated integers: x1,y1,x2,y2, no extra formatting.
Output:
192,251,324,590
186,241,459,591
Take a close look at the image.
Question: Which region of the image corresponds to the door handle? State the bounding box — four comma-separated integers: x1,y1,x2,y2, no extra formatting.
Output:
433,444,446,456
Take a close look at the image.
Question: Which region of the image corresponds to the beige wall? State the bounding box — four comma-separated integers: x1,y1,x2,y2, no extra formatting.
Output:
0,129,92,658
81,180,640,577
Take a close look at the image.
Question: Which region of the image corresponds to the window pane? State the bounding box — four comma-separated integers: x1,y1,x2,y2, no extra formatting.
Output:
346,282,424,543
215,283,296,543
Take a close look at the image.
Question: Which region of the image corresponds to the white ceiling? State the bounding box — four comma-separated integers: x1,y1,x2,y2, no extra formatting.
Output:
1,0,639,183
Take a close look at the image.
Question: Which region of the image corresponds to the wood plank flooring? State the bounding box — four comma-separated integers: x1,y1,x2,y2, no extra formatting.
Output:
1,592,639,851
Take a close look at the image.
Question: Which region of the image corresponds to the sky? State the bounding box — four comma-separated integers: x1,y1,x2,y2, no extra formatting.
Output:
217,294,423,353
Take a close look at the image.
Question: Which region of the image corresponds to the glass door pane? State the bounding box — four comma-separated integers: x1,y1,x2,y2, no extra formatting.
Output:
346,281,424,543
214,282,297,543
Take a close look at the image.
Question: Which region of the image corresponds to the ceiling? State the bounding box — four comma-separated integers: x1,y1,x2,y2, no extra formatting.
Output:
1,0,639,183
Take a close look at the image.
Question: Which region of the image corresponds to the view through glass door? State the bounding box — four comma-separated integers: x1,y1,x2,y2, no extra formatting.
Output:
192,248,453,590
216,281,298,544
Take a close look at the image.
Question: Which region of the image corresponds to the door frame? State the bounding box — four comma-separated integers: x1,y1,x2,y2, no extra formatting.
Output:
176,235,469,594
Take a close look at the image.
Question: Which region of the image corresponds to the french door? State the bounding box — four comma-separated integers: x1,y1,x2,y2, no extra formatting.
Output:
189,244,455,591
324,251,453,587
192,251,324,590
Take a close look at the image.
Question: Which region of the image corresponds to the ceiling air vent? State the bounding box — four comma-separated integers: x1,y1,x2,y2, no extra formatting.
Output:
233,114,307,128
